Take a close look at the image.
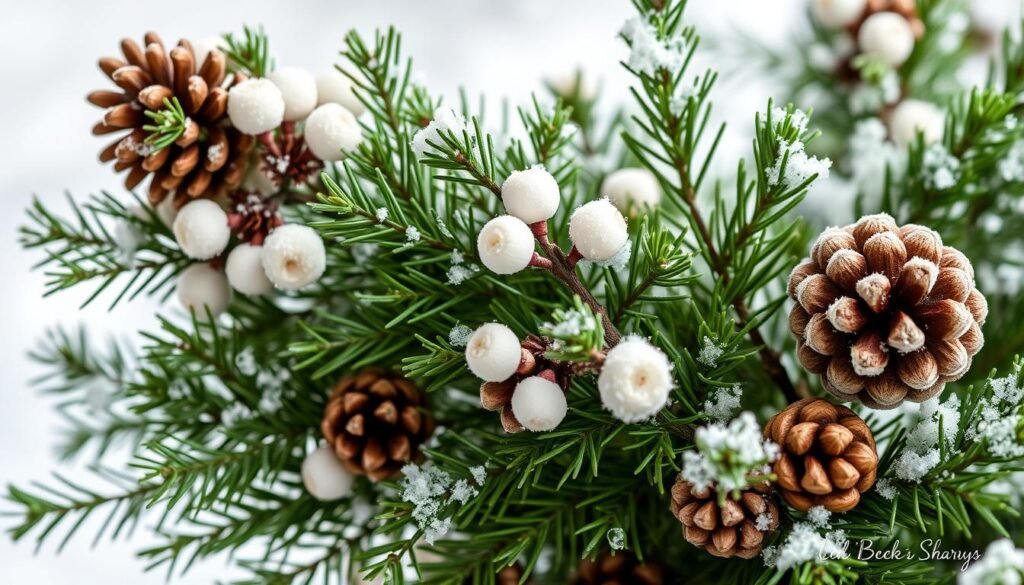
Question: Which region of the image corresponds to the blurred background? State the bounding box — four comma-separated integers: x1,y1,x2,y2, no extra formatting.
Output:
0,0,1016,582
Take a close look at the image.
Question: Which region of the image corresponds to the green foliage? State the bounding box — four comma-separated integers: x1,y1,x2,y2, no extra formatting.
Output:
7,1,1024,584
142,97,189,152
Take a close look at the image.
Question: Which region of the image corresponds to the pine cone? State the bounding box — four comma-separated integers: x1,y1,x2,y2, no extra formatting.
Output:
462,565,527,585
226,191,284,245
88,33,253,207
321,369,435,481
764,398,878,513
571,552,666,585
789,215,987,409
670,479,779,559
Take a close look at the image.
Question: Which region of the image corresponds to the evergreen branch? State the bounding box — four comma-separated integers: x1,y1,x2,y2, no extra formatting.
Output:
222,26,272,78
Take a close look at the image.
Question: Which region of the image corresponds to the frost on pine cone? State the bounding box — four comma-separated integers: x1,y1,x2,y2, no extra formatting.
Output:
571,552,666,585
88,32,253,207
670,478,779,559
764,398,878,513
789,214,987,409
321,369,435,481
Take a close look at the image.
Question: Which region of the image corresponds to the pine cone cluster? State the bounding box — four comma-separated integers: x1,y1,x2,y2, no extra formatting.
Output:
479,335,569,434
88,33,253,207
227,191,283,245
670,479,779,559
321,369,434,481
789,215,987,409
571,552,666,585
764,398,878,513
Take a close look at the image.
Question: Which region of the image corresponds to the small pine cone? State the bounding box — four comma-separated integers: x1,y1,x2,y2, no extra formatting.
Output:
462,564,528,585
670,479,779,559
789,215,987,409
571,552,666,585
88,33,253,207
261,129,324,187
478,336,565,434
321,369,435,481
764,398,878,513
226,191,284,245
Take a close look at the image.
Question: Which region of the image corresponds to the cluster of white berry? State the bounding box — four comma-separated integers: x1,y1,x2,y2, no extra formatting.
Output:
812,0,944,147
227,67,364,160
477,166,650,274
175,203,327,315
169,65,368,316
463,322,674,432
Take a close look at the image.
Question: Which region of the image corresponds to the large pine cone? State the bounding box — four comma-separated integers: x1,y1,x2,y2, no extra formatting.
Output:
321,369,435,481
764,398,878,513
670,479,779,559
571,552,665,585
88,33,253,207
789,215,987,409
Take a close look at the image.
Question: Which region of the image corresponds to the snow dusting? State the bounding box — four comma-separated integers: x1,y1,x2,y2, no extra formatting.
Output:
702,384,742,422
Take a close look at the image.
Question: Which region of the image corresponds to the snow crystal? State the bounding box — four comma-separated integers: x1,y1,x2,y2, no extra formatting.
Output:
375,207,389,223
411,106,469,160
755,513,773,532
966,366,1024,458
607,527,626,550
669,85,693,117
400,463,484,544
259,386,283,414
905,395,961,453
807,506,831,528
544,309,598,338
875,478,897,500
765,521,848,572
702,384,742,422
221,402,253,427
772,106,809,134
766,140,832,189
449,324,473,347
451,249,465,265
696,336,725,368
405,226,421,242
976,414,1024,458
207,143,224,162
894,448,941,482
922,143,959,190
958,538,1024,585
446,262,480,286
620,16,687,76
848,71,901,115
990,368,1024,405
235,348,258,376
848,118,905,206
470,465,487,485
682,412,779,492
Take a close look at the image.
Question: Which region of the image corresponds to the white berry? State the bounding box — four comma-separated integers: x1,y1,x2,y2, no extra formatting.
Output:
316,70,366,117
227,78,285,135
511,376,567,432
226,243,274,296
600,168,661,213
301,444,355,501
173,199,230,260
598,336,673,423
267,67,318,122
177,263,231,316
568,199,628,261
889,99,944,146
304,103,362,161
501,167,561,224
477,215,536,275
811,0,868,28
261,224,326,291
858,12,915,67
465,323,521,382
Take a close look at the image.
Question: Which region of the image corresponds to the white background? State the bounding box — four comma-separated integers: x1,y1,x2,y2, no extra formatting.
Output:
0,1,1014,582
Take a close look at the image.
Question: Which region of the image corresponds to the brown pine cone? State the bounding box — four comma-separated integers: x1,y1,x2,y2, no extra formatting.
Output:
571,552,665,585
88,32,253,207
321,369,435,481
462,565,528,585
226,191,283,245
670,479,779,559
789,215,987,409
764,398,878,513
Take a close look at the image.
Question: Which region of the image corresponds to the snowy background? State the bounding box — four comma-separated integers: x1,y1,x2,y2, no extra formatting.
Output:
0,0,1015,583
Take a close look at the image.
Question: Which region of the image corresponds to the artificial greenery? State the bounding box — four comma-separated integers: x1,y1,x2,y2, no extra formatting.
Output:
7,1,1024,584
